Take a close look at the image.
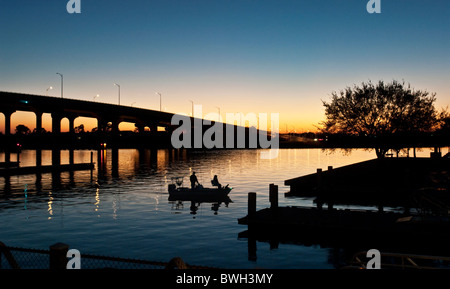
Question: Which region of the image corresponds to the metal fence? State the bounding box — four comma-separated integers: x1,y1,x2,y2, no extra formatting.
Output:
0,242,215,270
346,250,450,269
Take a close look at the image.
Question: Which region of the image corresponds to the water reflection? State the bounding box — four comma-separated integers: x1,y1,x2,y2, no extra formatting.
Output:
169,195,232,217
239,224,450,269
94,188,100,217
48,191,53,219
2,148,400,268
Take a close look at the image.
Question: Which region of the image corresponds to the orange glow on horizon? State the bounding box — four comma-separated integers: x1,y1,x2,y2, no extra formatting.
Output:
0,110,322,134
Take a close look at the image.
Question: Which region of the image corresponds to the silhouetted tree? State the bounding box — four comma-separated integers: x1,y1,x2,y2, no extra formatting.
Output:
32,127,47,134
320,80,447,158
15,124,31,135
439,117,450,133
75,124,85,134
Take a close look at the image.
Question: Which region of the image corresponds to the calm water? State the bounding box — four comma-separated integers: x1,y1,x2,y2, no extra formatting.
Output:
0,148,434,269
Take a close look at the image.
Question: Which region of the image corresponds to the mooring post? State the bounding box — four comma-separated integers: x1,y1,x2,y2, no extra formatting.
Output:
49,243,69,270
316,168,323,191
36,149,42,167
269,184,278,210
4,150,10,165
248,192,257,217
248,236,257,262
327,166,334,200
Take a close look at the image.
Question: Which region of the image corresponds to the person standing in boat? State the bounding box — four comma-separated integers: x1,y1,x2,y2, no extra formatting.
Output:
211,175,222,189
190,172,199,189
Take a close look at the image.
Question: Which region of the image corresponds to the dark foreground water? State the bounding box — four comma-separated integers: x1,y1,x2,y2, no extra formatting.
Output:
0,148,433,269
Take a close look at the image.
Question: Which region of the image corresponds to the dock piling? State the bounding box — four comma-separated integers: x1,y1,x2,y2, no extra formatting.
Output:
90,151,94,181
49,242,69,270
316,168,323,192
269,184,278,210
248,192,257,218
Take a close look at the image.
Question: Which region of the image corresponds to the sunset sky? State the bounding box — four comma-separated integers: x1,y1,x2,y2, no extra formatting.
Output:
1,0,449,133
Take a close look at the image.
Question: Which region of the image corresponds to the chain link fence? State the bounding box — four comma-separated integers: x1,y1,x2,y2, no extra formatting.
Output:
0,242,215,270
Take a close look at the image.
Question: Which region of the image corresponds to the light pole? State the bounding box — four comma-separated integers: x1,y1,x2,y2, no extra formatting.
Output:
114,83,120,105
93,94,100,101
189,100,194,117
56,73,63,98
46,86,53,96
156,92,162,111
216,106,221,122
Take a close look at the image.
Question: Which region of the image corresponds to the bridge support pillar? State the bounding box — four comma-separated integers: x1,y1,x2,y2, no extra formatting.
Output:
51,113,62,135
51,113,62,166
68,115,77,134
2,110,15,163
52,149,61,166
111,147,119,178
111,120,120,135
35,111,43,134
3,110,14,137
69,149,74,165
136,124,145,134
36,149,42,167
149,124,158,133
97,119,108,134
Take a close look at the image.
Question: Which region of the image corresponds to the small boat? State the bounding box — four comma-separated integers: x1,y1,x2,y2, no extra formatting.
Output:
168,185,233,199
168,177,232,199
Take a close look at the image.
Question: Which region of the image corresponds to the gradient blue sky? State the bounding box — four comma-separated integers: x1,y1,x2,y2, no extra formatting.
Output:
1,0,449,132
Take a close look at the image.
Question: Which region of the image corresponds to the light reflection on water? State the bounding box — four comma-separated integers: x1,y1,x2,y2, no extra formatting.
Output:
0,148,434,268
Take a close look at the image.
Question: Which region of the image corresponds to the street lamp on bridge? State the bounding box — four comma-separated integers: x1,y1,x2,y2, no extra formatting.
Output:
114,83,121,105
216,106,221,122
156,92,162,111
189,100,195,117
56,73,63,98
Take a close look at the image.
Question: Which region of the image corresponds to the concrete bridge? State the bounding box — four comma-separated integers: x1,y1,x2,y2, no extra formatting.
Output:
0,91,176,136
0,91,279,174
0,91,275,154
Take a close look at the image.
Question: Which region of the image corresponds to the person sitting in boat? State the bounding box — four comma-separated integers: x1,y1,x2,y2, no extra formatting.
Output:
190,172,200,189
211,175,222,189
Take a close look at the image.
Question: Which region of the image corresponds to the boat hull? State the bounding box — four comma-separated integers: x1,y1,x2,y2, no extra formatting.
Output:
168,186,232,200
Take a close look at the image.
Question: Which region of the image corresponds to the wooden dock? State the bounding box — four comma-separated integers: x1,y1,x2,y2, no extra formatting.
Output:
238,181,450,256
238,204,450,239
0,163,94,177
0,162,20,168
284,157,450,210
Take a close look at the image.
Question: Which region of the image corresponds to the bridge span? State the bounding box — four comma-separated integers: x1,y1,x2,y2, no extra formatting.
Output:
0,91,177,135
